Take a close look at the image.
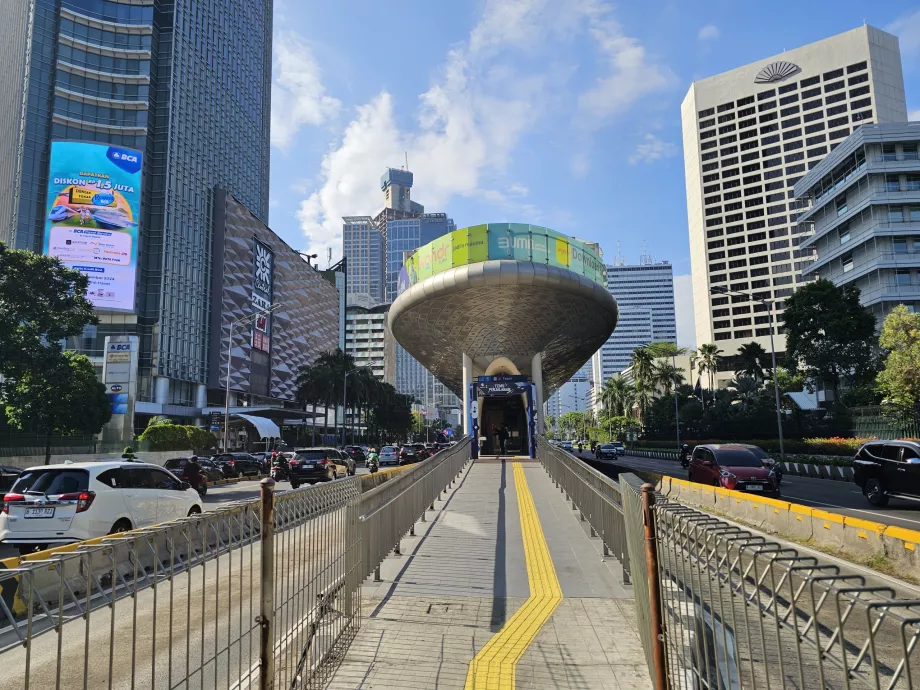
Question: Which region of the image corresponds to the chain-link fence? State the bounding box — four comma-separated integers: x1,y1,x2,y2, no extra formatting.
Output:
620,473,920,689
0,438,471,689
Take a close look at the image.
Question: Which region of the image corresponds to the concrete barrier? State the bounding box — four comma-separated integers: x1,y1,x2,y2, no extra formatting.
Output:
659,475,920,583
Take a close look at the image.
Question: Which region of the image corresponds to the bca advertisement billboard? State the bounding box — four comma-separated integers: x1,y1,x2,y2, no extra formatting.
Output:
42,141,142,311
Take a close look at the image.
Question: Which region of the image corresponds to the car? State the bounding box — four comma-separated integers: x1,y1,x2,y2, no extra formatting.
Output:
399,444,429,464
250,452,270,472
594,443,621,460
0,462,202,554
164,457,224,483
0,466,22,493
343,446,367,465
287,448,351,489
854,440,920,507
735,444,783,485
687,444,780,498
560,441,574,452
379,446,399,466
210,453,263,478
337,449,357,476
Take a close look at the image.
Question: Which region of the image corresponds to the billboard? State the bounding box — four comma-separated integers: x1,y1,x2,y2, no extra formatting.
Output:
42,141,142,311
251,238,274,353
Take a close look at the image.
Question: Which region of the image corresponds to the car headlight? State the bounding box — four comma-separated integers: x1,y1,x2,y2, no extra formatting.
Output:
719,470,736,480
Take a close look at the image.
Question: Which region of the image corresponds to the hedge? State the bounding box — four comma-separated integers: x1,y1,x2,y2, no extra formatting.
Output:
138,422,217,452
636,436,873,456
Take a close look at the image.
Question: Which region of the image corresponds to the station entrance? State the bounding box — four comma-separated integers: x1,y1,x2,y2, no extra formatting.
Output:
469,375,536,459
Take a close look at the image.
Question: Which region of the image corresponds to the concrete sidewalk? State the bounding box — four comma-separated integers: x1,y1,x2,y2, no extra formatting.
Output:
325,459,651,689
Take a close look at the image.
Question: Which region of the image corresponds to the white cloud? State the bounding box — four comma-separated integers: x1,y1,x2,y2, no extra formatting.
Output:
271,32,342,150
576,5,675,127
888,9,920,57
910,108,920,121
628,133,677,165
673,274,697,350
697,25,719,41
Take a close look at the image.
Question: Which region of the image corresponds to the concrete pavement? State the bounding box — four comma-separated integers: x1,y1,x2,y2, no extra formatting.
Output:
325,458,650,690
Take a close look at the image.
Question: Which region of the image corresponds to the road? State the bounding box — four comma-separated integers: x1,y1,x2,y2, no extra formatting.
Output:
577,451,920,532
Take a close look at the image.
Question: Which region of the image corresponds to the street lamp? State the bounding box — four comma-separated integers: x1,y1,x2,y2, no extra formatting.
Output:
224,302,284,452
342,369,356,446
296,251,319,267
710,285,785,458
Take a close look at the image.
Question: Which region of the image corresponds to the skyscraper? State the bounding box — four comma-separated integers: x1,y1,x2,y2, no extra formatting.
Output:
343,216,385,302
682,25,906,385
599,257,677,382
0,0,274,409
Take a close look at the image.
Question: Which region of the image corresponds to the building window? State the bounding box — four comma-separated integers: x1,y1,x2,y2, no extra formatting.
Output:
836,196,848,217
894,237,908,254
889,206,904,223
887,174,902,193
897,269,912,286
839,225,850,244
904,144,919,161
842,255,854,273
883,144,898,162
912,206,920,222
906,174,920,192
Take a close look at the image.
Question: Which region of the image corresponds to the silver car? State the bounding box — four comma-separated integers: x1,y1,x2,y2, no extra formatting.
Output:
379,446,399,466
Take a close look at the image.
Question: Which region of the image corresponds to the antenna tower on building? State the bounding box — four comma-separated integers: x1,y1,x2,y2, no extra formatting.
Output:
639,243,653,266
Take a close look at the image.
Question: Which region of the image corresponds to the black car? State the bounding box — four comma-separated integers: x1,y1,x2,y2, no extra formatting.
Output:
0,466,22,493
210,453,263,478
287,448,351,489
343,446,366,465
399,444,429,465
164,457,224,482
854,440,920,507
594,443,621,460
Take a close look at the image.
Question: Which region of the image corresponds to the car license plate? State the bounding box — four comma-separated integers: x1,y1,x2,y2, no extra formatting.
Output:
303,463,314,469
746,485,763,492
24,507,55,519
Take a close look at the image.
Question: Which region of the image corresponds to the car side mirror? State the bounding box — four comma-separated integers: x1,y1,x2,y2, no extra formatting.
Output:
180,481,191,491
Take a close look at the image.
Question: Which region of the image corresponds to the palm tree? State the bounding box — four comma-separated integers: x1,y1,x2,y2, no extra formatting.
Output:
601,375,633,416
633,382,654,421
629,347,656,391
727,375,760,410
736,342,768,383
697,343,722,399
654,361,686,396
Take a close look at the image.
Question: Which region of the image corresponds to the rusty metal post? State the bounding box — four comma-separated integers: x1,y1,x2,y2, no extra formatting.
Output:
258,477,276,690
641,483,667,690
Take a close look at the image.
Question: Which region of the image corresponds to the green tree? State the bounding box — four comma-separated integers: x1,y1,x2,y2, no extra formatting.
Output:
653,361,685,395
0,244,97,379
736,342,768,382
876,305,920,426
4,352,111,463
629,347,656,389
601,375,633,417
697,343,722,399
783,278,877,394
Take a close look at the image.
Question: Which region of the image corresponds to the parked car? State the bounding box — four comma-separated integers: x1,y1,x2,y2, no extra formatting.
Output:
399,444,430,465
687,444,780,498
164,457,224,483
379,446,399,466
594,443,621,460
287,448,351,489
343,446,367,465
854,440,920,507
210,453,263,478
736,444,783,485
0,462,202,554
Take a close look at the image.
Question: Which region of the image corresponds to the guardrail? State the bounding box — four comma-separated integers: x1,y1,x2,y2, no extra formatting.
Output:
537,436,630,581
0,438,471,689
628,449,679,461
620,473,920,690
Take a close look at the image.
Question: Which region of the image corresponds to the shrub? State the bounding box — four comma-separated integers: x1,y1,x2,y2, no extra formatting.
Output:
138,420,216,452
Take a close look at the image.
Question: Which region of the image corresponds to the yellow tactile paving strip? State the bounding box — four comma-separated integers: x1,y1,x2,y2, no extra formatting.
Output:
464,462,563,689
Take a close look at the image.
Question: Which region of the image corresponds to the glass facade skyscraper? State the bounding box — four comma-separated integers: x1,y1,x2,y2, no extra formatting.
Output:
0,0,273,410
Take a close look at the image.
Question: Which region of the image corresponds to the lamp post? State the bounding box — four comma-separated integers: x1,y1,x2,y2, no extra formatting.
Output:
710,286,785,458
224,302,283,452
342,369,355,447
295,251,319,267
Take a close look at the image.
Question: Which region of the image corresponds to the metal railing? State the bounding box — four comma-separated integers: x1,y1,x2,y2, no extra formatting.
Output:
0,438,471,689
537,437,630,581
620,473,920,689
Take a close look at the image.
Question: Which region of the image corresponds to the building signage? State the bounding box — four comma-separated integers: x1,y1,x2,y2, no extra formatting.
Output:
754,61,800,84
251,238,274,353
42,141,142,312
478,380,532,396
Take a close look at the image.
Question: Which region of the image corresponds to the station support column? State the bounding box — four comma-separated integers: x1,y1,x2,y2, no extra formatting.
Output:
531,352,544,435
462,353,473,435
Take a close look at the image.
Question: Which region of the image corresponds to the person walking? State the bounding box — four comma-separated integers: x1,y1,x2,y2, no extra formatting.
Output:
498,424,509,455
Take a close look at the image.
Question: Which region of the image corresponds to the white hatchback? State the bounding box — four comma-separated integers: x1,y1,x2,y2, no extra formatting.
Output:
0,462,203,554
379,446,399,466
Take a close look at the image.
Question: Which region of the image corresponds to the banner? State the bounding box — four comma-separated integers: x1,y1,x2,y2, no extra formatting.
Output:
42,141,142,311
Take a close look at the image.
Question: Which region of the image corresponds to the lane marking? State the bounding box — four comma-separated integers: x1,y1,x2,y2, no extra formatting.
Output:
464,462,562,689
780,495,920,527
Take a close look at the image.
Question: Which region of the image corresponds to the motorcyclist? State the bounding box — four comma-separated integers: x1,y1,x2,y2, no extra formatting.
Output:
679,444,691,468
366,448,380,473
184,455,204,493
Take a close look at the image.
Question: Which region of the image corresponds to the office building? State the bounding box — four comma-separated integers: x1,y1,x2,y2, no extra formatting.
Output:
682,25,906,384
345,293,394,382
599,257,677,382
1,0,274,415
343,217,385,302
546,357,597,420
795,123,920,323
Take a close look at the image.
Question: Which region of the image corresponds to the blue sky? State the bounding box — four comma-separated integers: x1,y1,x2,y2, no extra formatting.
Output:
267,0,920,346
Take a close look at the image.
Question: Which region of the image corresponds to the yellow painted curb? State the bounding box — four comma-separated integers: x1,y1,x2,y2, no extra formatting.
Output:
464,462,562,689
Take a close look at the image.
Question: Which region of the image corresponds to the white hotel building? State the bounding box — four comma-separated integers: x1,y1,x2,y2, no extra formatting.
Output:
682,25,907,385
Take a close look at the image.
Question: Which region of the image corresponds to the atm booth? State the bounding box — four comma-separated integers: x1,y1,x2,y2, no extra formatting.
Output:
468,375,537,459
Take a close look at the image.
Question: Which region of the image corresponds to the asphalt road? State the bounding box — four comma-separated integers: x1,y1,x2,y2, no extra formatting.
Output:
576,451,920,532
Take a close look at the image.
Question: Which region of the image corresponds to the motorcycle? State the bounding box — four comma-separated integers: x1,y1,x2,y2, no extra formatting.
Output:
679,446,691,469
271,459,289,482
367,454,380,474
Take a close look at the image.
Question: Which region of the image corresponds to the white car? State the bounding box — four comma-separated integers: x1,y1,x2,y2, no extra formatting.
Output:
0,462,203,554
379,446,399,466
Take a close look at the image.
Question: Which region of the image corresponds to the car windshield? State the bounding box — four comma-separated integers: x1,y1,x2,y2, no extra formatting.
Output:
600,444,615,449
12,469,90,495
743,446,770,460
164,459,186,468
294,451,326,461
382,447,395,452
715,450,763,467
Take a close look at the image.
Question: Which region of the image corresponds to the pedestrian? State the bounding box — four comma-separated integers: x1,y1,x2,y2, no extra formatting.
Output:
498,424,509,455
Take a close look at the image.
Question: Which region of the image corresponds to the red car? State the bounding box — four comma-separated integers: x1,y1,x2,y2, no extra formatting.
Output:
687,444,781,498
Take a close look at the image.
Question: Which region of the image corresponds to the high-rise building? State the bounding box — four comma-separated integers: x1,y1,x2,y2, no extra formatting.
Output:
345,293,394,382
343,217,385,302
1,0,274,410
598,256,677,382
546,357,597,420
794,123,920,323
682,25,906,385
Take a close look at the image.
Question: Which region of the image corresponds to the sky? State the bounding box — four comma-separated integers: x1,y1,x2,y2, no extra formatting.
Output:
266,0,920,348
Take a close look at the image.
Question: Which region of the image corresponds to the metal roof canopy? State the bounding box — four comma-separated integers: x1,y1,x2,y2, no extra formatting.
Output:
233,413,281,440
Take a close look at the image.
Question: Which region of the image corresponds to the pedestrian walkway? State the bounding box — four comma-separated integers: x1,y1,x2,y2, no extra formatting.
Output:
325,458,651,689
